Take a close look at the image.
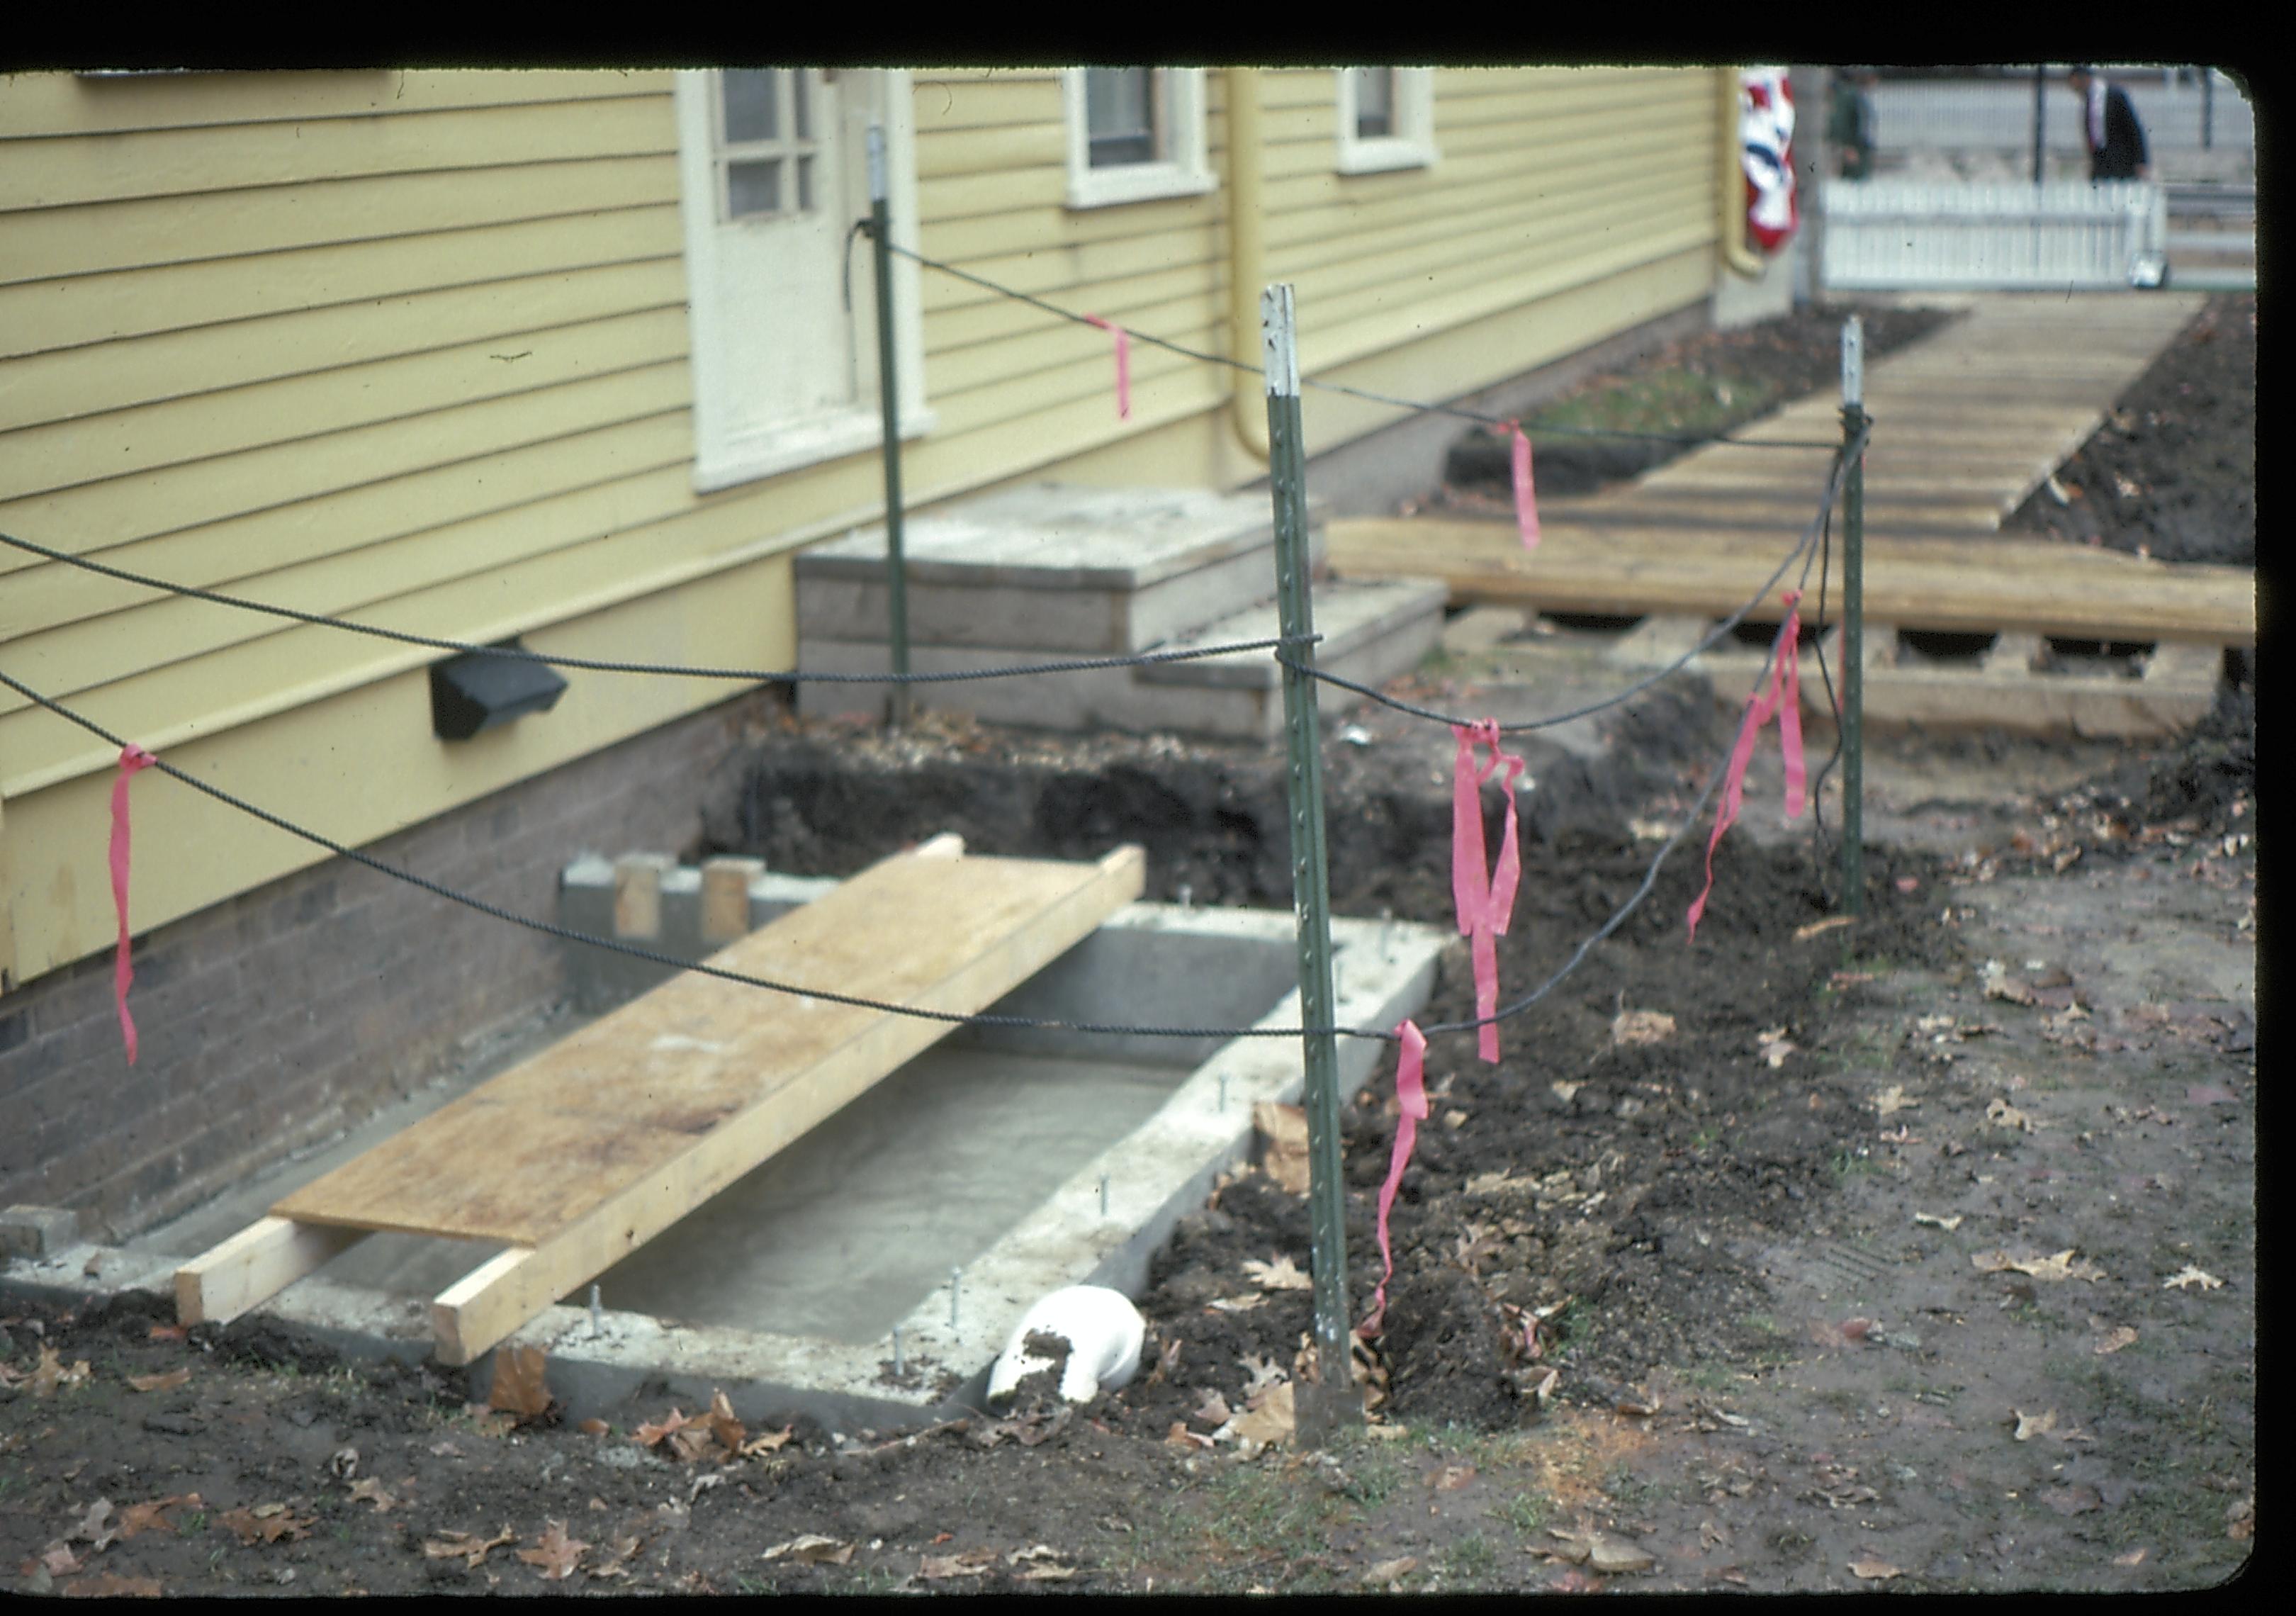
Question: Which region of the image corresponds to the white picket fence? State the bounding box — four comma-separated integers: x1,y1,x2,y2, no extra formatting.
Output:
1821,180,2168,291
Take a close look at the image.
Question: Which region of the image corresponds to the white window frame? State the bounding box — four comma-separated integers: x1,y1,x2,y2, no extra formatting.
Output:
1061,68,1215,209
1335,67,1438,174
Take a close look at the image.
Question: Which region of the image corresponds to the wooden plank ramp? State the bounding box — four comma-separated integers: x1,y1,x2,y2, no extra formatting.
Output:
1333,292,2258,656
176,835,1146,1364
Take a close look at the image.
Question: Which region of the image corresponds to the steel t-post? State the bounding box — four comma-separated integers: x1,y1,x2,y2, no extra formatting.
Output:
868,124,911,730
1261,284,1355,1442
1840,315,1867,916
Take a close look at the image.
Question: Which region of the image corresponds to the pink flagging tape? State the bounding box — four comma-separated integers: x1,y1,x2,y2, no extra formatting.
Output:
1685,591,1807,941
1451,721,1526,1062
1507,422,1541,551
1083,315,1132,421
1360,1018,1428,1338
109,744,157,1064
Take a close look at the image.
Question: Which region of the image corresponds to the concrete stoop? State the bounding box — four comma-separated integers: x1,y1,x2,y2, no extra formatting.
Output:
796,483,1446,739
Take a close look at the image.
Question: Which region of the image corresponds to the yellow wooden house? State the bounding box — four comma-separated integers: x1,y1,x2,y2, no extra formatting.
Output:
0,65,1769,1225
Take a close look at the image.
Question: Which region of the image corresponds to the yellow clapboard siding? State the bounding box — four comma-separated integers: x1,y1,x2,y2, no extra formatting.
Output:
915,163,1072,225
1,554,798,982
3,258,684,434
911,72,1064,133
0,360,693,556
1307,222,1715,371
0,488,833,794
1,207,685,361
0,406,697,612
1,94,676,213
1264,147,1709,273
914,120,1067,179
0,68,670,139
1263,120,1708,225
1287,181,1711,322
917,228,1219,317
3,156,678,287
921,322,1229,443
924,258,1220,355
1,450,700,642
926,287,1227,398
13,305,692,500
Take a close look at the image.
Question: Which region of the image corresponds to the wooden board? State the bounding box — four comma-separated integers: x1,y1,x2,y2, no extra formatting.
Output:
272,838,1143,1246
1328,516,2253,646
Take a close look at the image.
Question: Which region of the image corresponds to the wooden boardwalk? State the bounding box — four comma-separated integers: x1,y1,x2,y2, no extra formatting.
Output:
176,836,1145,1364
1330,293,2253,651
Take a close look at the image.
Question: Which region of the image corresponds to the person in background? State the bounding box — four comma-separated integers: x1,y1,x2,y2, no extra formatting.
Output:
2069,64,2149,181
1828,67,1879,181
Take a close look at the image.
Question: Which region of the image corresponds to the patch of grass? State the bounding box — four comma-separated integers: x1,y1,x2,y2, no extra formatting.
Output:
1682,1364,1735,1394
830,1565,904,1595
1740,1313,1781,1337
1488,1491,1553,1537
1602,1463,1669,1513
1443,1532,1500,1583
1186,1461,1357,1583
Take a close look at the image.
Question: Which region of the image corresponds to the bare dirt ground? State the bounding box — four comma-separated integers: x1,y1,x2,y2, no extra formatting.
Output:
1,298,2254,1596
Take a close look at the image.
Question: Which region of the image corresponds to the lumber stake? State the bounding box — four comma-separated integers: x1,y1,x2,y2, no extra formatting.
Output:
868,123,911,731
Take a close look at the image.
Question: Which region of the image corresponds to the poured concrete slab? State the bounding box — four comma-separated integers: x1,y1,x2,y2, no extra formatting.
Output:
797,482,1328,653
15,895,1445,1435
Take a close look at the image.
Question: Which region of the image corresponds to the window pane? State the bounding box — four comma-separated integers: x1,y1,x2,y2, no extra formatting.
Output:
1355,67,1393,138
797,154,814,213
1086,67,1158,167
794,71,811,140
723,69,778,144
727,159,780,217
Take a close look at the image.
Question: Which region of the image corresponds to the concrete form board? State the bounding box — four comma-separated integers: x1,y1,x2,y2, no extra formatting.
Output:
11,899,1446,1435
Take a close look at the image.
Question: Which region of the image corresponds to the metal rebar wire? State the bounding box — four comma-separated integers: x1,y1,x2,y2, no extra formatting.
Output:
880,236,1844,452
0,629,1786,1055
0,532,1312,687
0,661,1370,1045
1290,422,1869,734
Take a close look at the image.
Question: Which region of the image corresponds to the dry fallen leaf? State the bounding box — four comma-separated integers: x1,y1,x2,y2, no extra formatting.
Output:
1610,1009,1677,1046
2094,1325,2139,1356
1363,1555,1419,1586
347,1477,398,1513
488,1346,553,1419
919,1547,998,1580
423,1527,515,1568
1874,1085,1921,1116
1913,1212,1964,1231
1756,1029,1796,1067
125,1368,191,1394
2114,1547,2149,1566
1242,1255,1313,1292
1547,1527,1656,1574
1008,1544,1077,1581
118,1496,201,1542
515,1520,587,1581
2012,1408,2059,1442
69,1498,119,1553
634,1408,692,1449
1973,1249,2101,1283
702,1390,746,1454
1551,1081,1583,1104
1193,1390,1233,1427
218,1507,312,1547
1431,1463,1477,1491
1232,1379,1297,1454
763,1534,855,1566
1848,1557,1903,1581
28,1345,92,1396
1253,1101,1312,1196
38,1541,84,1576
1794,915,1854,941
1986,1096,2039,1132
1207,1295,1265,1314
739,1425,796,1457
2163,1265,2225,1292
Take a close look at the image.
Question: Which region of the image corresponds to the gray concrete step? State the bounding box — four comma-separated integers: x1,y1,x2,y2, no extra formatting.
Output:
797,482,1325,655
797,576,1447,740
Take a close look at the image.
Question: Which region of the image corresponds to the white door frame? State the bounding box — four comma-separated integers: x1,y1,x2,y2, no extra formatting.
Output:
674,69,933,493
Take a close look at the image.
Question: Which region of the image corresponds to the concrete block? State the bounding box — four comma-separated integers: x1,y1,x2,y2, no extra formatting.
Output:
1440,605,1531,655
1,1205,79,1259
702,858,767,944
1135,577,1449,692
612,853,675,938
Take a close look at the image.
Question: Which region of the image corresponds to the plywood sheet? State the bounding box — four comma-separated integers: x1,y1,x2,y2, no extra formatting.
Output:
271,843,1144,1246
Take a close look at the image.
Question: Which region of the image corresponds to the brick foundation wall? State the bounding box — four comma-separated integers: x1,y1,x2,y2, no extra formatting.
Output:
0,690,775,1242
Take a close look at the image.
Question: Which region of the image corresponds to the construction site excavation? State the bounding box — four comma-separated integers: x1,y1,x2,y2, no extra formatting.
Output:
1,161,2253,1597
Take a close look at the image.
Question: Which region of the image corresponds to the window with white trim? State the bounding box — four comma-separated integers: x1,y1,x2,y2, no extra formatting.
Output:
1062,67,1215,208
1336,67,1438,174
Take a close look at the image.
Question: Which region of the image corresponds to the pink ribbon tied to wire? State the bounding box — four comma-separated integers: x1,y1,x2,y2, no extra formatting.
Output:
110,744,157,1063
1502,420,1541,551
1451,719,1526,1063
1081,315,1132,422
1360,1018,1428,1338
1686,590,1808,942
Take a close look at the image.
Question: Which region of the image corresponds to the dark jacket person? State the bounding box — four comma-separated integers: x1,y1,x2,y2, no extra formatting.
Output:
2070,65,2149,181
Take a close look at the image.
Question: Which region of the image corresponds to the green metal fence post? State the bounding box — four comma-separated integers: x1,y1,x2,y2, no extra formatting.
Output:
1262,283,1354,1444
1840,315,1867,917
867,123,911,731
